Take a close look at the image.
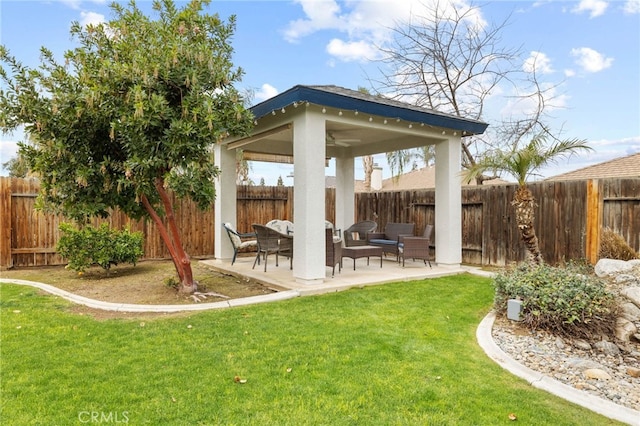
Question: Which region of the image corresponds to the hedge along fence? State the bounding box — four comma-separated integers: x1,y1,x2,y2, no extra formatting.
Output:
1,177,638,269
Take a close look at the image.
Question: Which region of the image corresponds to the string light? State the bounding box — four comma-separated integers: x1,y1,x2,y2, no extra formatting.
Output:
281,108,286,113
322,107,326,113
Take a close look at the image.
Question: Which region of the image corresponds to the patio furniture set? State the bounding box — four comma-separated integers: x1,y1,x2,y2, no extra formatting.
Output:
223,220,433,275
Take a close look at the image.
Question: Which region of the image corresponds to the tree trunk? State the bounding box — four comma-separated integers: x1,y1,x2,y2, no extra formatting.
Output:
140,179,197,294
363,155,374,192
511,185,543,265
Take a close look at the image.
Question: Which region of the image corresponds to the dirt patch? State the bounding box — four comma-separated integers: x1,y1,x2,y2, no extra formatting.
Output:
1,259,277,319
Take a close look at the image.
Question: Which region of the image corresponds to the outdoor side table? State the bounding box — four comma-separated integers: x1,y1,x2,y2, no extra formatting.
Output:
342,245,383,270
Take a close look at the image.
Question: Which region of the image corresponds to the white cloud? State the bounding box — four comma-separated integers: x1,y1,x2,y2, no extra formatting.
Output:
284,0,483,63
283,0,346,42
623,0,640,14
60,0,107,10
254,84,279,102
571,0,608,18
80,11,106,28
570,47,613,72
523,51,554,74
326,39,381,62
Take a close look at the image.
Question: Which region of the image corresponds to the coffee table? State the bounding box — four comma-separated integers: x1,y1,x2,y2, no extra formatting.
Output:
342,245,383,270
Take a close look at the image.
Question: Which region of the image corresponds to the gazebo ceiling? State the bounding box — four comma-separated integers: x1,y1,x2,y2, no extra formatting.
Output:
224,85,488,161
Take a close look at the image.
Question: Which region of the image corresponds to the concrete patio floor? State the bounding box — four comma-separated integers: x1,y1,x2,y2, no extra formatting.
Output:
200,253,478,296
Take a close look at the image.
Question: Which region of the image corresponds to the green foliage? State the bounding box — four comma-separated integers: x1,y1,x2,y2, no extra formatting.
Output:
0,0,254,221
494,263,618,339
56,223,144,272
463,134,592,186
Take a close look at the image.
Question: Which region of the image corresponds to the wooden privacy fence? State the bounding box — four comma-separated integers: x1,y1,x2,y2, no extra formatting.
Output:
1,177,638,269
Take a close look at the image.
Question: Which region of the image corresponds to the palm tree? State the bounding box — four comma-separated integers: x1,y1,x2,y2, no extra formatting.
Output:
463,135,592,264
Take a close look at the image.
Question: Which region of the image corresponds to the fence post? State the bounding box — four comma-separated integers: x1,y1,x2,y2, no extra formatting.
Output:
0,177,12,269
585,179,602,264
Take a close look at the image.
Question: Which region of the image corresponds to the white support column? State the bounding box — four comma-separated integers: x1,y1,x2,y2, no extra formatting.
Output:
293,109,326,283
435,137,462,267
335,154,355,236
214,143,238,261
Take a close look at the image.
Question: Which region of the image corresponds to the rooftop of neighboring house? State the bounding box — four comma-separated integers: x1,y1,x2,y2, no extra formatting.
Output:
545,152,640,181
326,165,507,191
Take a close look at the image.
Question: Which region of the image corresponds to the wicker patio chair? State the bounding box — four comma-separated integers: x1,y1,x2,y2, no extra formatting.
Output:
399,225,433,267
223,222,257,265
344,220,377,247
252,223,293,272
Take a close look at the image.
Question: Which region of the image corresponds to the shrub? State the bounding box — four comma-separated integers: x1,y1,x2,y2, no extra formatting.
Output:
57,223,144,272
494,263,618,339
599,227,639,261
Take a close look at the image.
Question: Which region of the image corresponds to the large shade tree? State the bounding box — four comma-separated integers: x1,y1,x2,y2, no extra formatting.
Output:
0,0,254,293
463,135,592,264
373,1,566,182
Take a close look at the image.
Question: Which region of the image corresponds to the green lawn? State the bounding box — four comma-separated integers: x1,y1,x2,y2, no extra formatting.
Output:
0,274,620,425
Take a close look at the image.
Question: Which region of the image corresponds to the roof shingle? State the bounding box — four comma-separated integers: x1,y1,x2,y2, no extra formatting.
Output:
546,152,640,181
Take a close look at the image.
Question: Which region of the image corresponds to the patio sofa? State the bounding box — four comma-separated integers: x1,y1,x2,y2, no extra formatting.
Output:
366,222,415,260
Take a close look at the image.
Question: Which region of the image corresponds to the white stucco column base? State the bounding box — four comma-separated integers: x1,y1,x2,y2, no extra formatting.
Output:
295,277,325,286
435,262,462,270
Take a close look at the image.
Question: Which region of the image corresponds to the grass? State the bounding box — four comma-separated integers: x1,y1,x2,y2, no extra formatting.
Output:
0,274,621,425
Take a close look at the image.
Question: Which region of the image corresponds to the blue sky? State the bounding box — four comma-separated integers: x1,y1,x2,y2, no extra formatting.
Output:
1,0,639,184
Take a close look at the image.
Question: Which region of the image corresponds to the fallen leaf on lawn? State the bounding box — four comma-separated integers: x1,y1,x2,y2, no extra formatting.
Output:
16,326,22,329
508,413,517,421
140,322,145,327
13,310,20,314
187,325,192,329
171,396,177,403
286,368,292,373
234,376,247,384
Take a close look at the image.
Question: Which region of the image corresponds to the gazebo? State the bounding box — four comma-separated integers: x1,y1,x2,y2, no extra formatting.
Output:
214,85,488,284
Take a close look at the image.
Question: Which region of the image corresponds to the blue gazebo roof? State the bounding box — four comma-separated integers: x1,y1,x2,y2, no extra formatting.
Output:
250,85,488,136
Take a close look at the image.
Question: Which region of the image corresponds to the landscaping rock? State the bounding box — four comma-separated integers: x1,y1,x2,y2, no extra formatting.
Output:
584,368,612,380
594,340,621,356
572,339,592,351
615,318,637,342
621,286,640,307
620,302,640,322
615,274,640,285
566,358,604,370
595,259,634,277
628,367,640,378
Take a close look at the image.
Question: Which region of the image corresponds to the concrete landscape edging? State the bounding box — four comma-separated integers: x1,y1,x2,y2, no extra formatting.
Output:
477,311,640,426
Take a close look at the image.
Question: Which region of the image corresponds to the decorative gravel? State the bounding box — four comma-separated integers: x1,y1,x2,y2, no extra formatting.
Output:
492,315,640,412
